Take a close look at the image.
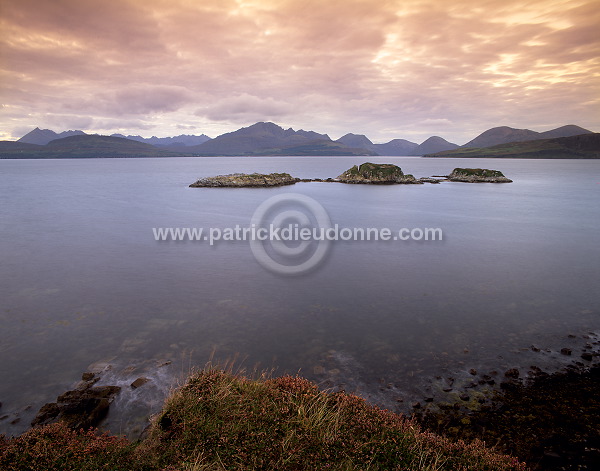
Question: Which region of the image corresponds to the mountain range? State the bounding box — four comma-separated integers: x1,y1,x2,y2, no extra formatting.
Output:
178,122,375,156
111,133,211,148
17,128,87,145
18,127,211,148
2,122,596,158
461,124,591,148
425,132,600,159
1,135,180,159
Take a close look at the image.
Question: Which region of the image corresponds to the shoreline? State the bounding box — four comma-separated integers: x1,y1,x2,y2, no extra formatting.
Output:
415,365,600,470
1,330,598,469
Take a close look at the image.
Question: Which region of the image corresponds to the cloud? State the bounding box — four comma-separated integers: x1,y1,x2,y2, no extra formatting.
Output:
93,120,156,132
0,0,598,141
90,119,156,133
107,86,193,115
44,114,95,130
197,94,292,122
419,119,453,128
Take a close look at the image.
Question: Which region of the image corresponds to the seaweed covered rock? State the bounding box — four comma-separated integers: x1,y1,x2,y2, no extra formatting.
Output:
448,168,513,183
189,172,299,188
337,162,421,184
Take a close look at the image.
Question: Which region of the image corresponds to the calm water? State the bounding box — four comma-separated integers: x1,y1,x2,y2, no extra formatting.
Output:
1,156,599,436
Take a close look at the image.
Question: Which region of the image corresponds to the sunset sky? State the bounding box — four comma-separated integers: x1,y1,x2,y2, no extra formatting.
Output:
1,0,598,144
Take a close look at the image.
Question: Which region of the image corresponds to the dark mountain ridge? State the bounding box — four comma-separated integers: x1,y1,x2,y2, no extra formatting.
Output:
412,136,459,155
4,123,596,158
110,133,211,148
374,138,420,156
18,127,86,145
463,124,592,148
185,122,372,156
17,127,212,148
335,133,457,156
0,135,181,158
425,133,600,159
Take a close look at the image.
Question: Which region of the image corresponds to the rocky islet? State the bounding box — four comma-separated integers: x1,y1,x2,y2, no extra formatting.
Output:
189,163,513,187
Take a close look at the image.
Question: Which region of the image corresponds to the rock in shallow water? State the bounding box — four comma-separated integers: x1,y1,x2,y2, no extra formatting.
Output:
31,382,121,430
131,377,150,389
336,162,422,184
448,168,513,183
189,172,299,187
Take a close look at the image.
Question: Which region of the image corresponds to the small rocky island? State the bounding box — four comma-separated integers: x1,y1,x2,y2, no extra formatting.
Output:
188,164,513,187
448,168,513,183
336,162,422,184
189,172,299,187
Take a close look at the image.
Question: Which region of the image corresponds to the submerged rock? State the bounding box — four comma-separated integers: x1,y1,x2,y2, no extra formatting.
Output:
448,168,513,183
131,377,150,389
504,368,520,379
337,162,422,184
189,172,299,188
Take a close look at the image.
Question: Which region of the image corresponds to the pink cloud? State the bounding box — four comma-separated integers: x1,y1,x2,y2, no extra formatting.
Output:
0,0,598,142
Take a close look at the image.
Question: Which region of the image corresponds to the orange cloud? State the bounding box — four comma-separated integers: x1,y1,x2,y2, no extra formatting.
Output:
1,0,598,142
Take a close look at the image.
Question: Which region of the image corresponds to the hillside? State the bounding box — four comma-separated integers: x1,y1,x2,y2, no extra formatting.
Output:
5,123,597,158
412,136,459,155
17,127,87,145
462,125,592,148
17,127,212,148
538,124,592,139
336,134,421,156
0,141,43,151
186,122,373,155
336,133,374,149
425,133,600,159
260,140,376,156
374,138,419,156
110,133,211,148
0,135,183,159
0,367,526,471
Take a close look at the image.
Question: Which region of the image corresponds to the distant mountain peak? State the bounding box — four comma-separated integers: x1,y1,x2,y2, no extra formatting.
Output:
10,122,593,156
109,133,211,148
17,127,87,145
185,121,373,156
336,133,374,148
463,125,592,148
410,136,459,155
539,125,592,139
421,135,450,143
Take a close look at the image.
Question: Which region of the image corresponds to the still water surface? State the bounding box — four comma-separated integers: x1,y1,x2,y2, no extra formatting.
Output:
1,156,599,436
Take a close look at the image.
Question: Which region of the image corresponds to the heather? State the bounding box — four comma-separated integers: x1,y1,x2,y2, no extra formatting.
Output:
1,366,526,470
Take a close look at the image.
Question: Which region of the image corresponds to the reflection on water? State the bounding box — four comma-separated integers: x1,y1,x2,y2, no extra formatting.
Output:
0,157,599,436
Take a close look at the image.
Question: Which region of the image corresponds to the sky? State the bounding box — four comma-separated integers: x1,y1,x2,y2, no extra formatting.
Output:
1,0,598,145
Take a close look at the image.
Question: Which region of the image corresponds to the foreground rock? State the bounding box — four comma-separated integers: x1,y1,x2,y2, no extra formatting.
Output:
337,162,422,184
31,373,121,430
448,168,513,183
189,172,299,187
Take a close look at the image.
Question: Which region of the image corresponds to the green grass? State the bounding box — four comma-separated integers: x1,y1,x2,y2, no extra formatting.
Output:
1,366,527,470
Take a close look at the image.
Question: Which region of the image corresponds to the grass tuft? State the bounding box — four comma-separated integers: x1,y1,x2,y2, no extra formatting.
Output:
1,365,528,470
